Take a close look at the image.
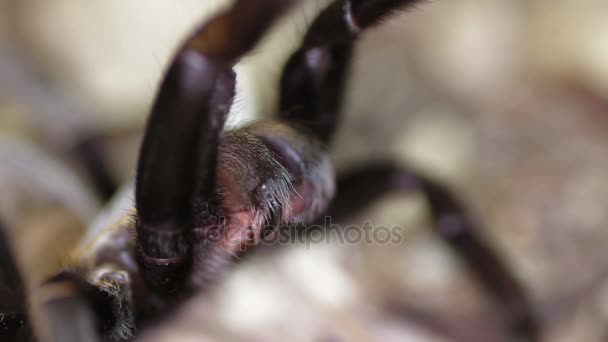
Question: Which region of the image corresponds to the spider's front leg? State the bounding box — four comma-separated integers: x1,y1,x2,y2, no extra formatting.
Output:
135,0,333,297
1,223,99,342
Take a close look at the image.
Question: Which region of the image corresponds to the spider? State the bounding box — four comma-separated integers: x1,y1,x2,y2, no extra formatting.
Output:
0,0,539,341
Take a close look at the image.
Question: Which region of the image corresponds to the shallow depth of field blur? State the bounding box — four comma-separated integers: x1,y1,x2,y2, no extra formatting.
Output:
1,0,608,341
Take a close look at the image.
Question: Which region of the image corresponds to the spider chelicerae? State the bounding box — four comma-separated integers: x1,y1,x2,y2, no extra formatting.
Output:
0,0,539,341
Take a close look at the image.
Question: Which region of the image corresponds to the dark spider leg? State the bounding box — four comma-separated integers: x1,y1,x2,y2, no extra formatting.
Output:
0,224,29,341
1,224,101,342
135,0,293,296
327,163,539,341
279,0,424,143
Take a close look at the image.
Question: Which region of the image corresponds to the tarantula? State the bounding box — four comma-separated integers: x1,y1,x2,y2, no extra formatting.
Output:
0,0,540,341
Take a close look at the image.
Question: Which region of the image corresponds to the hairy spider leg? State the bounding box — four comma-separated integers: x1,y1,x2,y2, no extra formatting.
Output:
279,0,424,143
1,224,100,342
328,163,539,341
0,224,30,341
134,0,294,297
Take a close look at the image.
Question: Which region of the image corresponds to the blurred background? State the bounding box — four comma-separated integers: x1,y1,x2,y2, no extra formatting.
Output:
1,0,608,341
